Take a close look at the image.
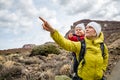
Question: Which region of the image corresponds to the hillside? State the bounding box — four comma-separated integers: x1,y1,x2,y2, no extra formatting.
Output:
0,20,120,80
0,33,120,80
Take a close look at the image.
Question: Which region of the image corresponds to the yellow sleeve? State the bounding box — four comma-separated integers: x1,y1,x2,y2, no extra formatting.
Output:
51,30,81,53
103,44,109,71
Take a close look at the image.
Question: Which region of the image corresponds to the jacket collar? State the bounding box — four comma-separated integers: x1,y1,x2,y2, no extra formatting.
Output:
85,32,104,44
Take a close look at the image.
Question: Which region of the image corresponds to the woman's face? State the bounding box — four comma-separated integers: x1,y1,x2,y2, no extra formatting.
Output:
85,26,97,39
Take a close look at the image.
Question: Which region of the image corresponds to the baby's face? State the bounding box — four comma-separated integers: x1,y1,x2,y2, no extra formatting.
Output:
75,27,85,36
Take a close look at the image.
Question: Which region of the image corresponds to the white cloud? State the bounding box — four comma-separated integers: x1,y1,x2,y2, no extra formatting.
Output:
51,0,120,21
38,7,57,25
87,0,120,20
0,0,35,34
0,10,17,23
52,0,70,5
0,0,120,50
52,0,97,15
0,0,58,35
0,0,13,9
0,0,59,49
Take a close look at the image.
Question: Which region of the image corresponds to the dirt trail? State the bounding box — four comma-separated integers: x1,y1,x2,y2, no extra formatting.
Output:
107,60,120,80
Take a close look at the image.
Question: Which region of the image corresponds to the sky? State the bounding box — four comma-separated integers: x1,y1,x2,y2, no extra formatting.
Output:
0,0,120,50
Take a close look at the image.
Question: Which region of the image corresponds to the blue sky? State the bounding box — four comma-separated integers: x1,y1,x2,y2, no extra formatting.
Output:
0,0,120,50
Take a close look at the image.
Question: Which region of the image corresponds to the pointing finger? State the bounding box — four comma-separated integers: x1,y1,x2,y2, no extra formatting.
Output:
39,17,46,23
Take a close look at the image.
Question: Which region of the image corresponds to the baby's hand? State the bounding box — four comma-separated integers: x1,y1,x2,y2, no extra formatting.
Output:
68,32,73,38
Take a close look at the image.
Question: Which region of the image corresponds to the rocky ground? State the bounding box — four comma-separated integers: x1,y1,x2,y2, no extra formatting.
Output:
0,32,120,80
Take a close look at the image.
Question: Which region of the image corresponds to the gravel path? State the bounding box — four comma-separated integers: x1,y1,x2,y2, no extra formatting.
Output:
107,60,120,80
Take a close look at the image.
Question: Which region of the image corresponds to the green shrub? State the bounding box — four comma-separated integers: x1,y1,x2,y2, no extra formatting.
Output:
55,75,71,80
30,44,61,56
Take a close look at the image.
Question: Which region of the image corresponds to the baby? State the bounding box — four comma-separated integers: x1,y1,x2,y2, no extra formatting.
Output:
68,23,85,41
68,23,85,78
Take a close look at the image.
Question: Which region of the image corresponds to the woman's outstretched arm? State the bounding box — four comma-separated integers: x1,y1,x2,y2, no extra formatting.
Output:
39,17,81,54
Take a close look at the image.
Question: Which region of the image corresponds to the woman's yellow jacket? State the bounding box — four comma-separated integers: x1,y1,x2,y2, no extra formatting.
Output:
51,30,108,80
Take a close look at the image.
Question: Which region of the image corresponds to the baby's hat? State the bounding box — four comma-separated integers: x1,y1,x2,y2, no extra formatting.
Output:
76,23,85,31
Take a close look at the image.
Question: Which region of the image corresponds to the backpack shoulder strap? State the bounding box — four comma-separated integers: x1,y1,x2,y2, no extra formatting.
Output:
100,43,105,58
78,39,86,63
72,37,86,75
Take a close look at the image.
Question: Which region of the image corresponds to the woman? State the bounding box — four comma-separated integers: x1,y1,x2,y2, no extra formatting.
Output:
39,17,108,80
